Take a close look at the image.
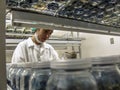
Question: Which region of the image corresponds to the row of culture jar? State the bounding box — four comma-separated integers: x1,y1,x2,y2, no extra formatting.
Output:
6,55,120,90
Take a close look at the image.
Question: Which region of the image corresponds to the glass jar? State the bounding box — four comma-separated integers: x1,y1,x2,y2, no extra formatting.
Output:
20,62,33,90
7,63,15,88
16,63,25,90
46,59,98,90
8,63,18,89
29,61,51,90
6,63,12,80
91,55,120,90
89,0,102,6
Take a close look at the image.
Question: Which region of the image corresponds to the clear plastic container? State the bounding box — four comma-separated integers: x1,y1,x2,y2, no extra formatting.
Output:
29,61,51,90
20,62,33,90
46,59,98,90
91,55,120,90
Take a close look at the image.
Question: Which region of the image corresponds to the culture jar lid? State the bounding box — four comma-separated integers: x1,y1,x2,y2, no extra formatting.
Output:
51,59,91,70
6,63,12,66
31,61,50,69
15,63,27,68
6,63,14,69
6,63,12,67
10,63,18,68
91,55,120,65
21,62,33,68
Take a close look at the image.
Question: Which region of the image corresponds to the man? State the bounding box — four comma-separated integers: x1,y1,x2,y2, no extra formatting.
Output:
11,28,59,63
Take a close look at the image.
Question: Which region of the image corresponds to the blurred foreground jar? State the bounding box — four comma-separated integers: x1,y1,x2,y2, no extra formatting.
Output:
117,55,120,69
20,62,33,90
6,63,12,80
6,63,12,88
91,55,120,90
29,61,51,90
16,63,25,90
46,59,98,90
8,63,18,89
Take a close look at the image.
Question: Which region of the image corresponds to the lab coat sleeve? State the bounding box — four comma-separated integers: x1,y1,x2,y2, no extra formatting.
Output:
11,42,26,63
50,46,60,61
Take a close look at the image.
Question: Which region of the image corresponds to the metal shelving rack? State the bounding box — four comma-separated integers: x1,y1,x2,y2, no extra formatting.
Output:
6,31,83,58
11,9,120,36
5,0,120,36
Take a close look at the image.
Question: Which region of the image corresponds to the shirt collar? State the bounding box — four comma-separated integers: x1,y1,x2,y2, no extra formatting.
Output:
27,37,49,49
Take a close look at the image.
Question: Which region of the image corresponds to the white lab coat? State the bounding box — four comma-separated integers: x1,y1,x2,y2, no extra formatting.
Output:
11,37,59,63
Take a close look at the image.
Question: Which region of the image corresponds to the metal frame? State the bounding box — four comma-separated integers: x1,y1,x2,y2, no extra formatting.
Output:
0,0,7,90
11,9,120,36
6,38,81,45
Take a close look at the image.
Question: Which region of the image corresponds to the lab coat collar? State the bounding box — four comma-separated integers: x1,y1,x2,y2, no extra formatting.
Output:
27,37,49,49
27,37,34,48
42,43,50,49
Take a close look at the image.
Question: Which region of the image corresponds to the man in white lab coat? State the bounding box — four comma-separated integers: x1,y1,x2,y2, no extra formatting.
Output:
11,28,59,63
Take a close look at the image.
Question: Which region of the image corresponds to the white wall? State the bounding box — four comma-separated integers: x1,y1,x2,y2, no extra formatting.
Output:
52,30,120,59
80,33,120,58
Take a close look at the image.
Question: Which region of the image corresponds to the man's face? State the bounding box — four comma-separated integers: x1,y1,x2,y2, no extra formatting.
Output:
36,28,53,42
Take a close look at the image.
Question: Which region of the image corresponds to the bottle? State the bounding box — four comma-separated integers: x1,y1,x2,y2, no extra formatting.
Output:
7,63,15,88
46,59,98,90
7,0,18,7
6,63,12,80
8,63,18,90
20,62,33,90
19,0,31,8
91,55,120,90
89,0,102,6
29,61,51,90
16,63,25,90
47,2,59,10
